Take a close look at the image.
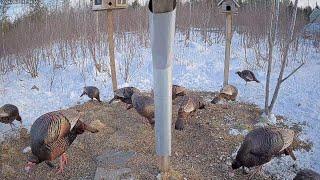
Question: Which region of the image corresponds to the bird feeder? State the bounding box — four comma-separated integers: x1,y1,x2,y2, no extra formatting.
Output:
217,0,240,14
218,0,240,86
92,0,128,11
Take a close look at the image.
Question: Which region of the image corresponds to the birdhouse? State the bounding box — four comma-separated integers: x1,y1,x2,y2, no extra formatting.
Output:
92,0,128,11
217,0,240,14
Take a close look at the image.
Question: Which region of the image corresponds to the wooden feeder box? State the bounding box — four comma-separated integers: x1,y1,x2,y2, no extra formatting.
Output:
217,0,240,14
92,0,128,11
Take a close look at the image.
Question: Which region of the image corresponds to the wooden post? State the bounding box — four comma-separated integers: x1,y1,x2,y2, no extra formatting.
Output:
96,12,99,34
224,12,232,86
159,155,169,172
107,9,118,91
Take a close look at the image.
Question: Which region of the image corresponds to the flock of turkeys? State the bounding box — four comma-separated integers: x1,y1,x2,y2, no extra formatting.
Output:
0,70,319,179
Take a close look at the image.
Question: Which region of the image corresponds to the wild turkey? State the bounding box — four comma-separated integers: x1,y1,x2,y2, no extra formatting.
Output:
0,104,22,128
232,127,296,179
172,85,187,100
80,86,101,102
128,92,155,128
236,70,260,84
294,169,320,180
108,87,140,105
211,85,238,104
151,84,187,100
25,109,98,173
175,95,205,131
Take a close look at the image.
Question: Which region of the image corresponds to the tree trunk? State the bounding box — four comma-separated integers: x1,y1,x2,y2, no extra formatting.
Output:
268,0,298,113
265,0,279,117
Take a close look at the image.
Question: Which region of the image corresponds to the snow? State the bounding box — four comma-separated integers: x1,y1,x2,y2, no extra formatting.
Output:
229,128,248,136
6,4,30,22
0,31,320,179
258,113,277,125
22,146,31,154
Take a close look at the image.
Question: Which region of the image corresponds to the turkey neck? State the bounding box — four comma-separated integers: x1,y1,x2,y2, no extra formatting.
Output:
0,116,14,124
66,130,79,145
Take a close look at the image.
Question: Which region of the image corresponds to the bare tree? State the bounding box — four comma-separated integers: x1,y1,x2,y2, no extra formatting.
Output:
265,0,305,119
264,0,280,117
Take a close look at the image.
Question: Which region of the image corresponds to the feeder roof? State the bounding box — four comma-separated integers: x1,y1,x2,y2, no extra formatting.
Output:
217,0,240,8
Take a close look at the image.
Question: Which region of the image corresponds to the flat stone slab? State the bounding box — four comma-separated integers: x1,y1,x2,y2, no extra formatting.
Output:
94,167,133,180
95,150,136,167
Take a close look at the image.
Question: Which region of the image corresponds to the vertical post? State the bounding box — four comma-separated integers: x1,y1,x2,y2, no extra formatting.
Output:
96,12,99,34
224,12,232,86
107,9,118,91
150,0,176,175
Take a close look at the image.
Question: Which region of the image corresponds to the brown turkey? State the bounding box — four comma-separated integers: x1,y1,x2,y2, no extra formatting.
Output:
127,92,155,128
151,84,187,100
25,109,98,173
175,95,205,131
232,127,296,179
236,70,260,85
0,104,22,128
294,169,320,180
108,87,140,105
211,85,238,104
80,86,101,102
172,85,187,100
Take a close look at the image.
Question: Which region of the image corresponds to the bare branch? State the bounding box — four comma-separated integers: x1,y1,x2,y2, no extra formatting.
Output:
281,62,305,83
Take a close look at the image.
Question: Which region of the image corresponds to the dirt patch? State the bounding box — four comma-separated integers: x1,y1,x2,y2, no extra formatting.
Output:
0,91,311,180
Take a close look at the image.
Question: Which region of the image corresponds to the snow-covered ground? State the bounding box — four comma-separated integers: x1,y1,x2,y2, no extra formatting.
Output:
0,32,319,179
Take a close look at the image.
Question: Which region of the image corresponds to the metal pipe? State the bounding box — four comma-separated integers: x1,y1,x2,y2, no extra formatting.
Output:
149,0,176,173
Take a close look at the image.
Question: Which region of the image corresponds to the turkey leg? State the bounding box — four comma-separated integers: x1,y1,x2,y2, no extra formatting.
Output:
284,147,296,161
248,165,262,180
57,153,68,173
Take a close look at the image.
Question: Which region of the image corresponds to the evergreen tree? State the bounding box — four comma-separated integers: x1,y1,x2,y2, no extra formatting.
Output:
131,0,140,9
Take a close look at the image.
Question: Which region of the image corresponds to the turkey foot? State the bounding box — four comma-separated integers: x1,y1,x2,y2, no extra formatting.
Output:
10,123,17,130
57,153,68,173
127,104,133,110
248,165,262,180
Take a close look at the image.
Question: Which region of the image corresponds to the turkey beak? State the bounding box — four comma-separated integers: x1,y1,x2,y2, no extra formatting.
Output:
80,92,85,97
108,97,116,104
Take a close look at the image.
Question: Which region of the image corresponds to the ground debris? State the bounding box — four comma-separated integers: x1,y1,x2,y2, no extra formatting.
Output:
0,91,311,180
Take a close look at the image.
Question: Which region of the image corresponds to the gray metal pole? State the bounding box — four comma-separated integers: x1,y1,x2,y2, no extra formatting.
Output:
149,0,176,173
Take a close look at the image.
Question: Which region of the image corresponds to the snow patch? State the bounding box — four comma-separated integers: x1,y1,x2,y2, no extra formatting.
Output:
22,146,31,154
229,128,249,136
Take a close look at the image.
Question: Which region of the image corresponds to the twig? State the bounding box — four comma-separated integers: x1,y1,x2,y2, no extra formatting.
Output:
281,62,305,83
